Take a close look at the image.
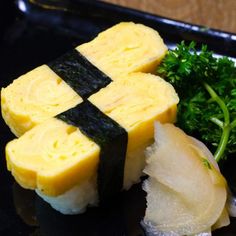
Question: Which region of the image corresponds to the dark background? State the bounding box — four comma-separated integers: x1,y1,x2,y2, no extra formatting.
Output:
0,1,236,235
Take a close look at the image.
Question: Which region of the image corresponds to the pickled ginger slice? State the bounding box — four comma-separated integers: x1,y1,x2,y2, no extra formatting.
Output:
143,122,227,235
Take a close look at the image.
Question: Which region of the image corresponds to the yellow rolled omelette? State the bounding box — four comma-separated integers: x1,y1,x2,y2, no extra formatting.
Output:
1,22,179,214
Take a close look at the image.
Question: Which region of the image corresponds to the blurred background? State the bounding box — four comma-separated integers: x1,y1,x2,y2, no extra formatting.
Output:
103,0,236,33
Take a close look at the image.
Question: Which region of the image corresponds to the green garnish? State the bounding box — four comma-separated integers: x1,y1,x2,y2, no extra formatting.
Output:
202,158,212,170
157,41,236,162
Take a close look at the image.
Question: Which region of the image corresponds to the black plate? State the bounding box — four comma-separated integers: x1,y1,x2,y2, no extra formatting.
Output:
1,1,236,235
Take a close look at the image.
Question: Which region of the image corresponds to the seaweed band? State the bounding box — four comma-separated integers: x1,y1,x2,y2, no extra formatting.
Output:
48,50,128,201
48,50,112,99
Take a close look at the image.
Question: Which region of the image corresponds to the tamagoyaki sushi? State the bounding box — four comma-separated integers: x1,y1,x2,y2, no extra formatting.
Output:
1,22,179,214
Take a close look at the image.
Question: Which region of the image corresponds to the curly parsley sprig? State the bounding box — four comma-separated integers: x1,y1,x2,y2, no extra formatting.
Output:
157,41,236,162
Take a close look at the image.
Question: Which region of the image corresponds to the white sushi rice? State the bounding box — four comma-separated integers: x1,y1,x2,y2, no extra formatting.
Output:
36,141,151,214
36,176,98,215
123,141,152,189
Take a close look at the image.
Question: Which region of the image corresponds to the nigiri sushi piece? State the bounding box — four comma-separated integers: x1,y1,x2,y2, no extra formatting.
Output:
3,22,178,214
1,22,167,137
6,73,178,214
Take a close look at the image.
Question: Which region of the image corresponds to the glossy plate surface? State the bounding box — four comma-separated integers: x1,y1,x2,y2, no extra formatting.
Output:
0,1,236,235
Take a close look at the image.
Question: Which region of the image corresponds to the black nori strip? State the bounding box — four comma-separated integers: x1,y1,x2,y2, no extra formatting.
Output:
57,100,128,201
48,50,112,99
